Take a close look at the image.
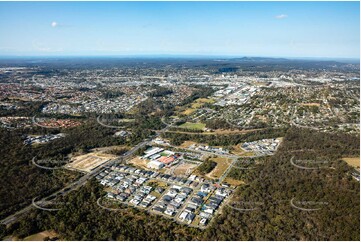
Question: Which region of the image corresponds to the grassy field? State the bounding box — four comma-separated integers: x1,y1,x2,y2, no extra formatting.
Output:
179,98,215,116
195,98,215,104
179,140,199,148
342,157,360,168
230,144,256,156
182,108,196,115
224,177,245,186
179,122,206,130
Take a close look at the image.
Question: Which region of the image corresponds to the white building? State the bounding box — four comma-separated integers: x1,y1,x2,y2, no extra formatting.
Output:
147,160,165,170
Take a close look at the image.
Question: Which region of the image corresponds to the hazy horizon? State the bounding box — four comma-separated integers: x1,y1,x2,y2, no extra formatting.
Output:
0,1,359,59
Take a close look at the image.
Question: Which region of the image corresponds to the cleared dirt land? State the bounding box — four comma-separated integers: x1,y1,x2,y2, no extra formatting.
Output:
342,157,360,169
173,162,198,176
128,156,149,169
66,152,116,172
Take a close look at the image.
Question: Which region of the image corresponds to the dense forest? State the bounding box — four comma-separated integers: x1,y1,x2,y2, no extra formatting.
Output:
0,117,156,220
203,128,360,240
0,128,80,220
1,127,359,240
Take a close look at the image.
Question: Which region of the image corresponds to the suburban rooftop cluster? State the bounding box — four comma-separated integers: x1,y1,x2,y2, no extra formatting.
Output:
96,164,233,228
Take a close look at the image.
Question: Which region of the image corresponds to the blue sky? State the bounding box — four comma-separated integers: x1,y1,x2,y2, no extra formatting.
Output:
0,1,359,58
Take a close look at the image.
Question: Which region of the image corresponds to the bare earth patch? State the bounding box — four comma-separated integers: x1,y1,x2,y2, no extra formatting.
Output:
128,157,149,170
66,152,116,172
173,162,198,176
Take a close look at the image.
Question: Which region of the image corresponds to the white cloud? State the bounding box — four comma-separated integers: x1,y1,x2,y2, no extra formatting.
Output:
275,14,288,19
51,21,58,28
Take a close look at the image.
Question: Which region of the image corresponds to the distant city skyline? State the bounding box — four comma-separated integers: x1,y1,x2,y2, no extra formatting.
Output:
0,1,359,58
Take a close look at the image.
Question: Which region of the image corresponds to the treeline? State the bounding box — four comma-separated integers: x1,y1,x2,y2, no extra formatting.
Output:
179,86,214,106
148,86,173,97
133,115,165,131
197,159,217,175
279,128,360,160
227,158,261,181
0,101,46,117
162,128,287,146
168,127,204,133
205,119,233,130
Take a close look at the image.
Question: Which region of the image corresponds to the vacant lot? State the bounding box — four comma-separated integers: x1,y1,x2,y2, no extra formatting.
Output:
231,144,255,156
179,140,200,149
342,157,360,169
173,162,198,176
179,122,206,130
224,177,245,186
206,157,230,179
128,156,149,169
66,152,116,172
